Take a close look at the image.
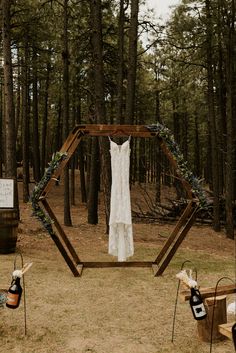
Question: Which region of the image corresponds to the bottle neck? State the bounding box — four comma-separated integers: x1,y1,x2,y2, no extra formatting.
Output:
13,277,21,285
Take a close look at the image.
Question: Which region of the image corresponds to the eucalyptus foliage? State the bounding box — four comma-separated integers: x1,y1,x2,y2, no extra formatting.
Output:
30,152,67,235
147,123,208,208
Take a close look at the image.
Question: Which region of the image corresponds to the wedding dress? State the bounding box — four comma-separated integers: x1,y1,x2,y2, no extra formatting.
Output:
108,138,134,261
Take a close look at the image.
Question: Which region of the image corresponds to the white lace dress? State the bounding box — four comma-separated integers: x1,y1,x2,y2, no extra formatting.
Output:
108,138,134,261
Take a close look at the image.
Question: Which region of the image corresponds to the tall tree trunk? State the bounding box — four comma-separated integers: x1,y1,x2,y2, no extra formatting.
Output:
125,0,139,124
154,65,162,202
78,140,87,203
2,0,18,210
0,75,3,177
225,0,235,239
54,93,62,153
216,0,226,195
75,81,87,203
182,111,188,161
205,0,220,231
87,137,99,224
90,0,111,229
125,0,139,189
41,60,51,174
22,38,30,202
116,0,126,124
155,88,160,123
155,139,162,203
70,83,77,206
32,46,41,182
173,98,185,199
62,0,72,226
173,100,180,145
16,47,21,147
154,59,161,122
193,114,200,176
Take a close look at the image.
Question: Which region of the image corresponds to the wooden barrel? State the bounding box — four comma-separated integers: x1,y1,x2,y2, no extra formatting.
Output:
0,209,18,254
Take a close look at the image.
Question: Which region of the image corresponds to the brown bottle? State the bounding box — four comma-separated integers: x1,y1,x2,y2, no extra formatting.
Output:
6,276,22,309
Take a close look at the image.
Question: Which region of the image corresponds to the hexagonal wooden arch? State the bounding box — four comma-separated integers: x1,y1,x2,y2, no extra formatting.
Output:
33,124,200,277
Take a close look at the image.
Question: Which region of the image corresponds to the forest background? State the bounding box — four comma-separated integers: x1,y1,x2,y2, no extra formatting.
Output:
1,0,235,239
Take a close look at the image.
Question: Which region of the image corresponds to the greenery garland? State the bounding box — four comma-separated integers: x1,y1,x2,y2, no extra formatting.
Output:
146,124,208,209
30,152,67,235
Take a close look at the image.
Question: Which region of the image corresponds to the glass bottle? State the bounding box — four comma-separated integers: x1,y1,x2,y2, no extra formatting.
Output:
189,287,207,320
6,276,22,309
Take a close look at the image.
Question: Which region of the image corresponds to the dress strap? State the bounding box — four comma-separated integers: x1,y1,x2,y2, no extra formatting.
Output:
108,136,130,142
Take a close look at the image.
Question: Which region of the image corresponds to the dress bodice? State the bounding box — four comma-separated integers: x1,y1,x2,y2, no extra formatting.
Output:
109,139,130,196
110,139,130,152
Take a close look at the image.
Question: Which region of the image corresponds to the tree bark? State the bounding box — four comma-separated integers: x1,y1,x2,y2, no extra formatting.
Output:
89,0,111,229
125,0,139,124
0,74,3,177
2,0,18,210
216,0,226,195
87,137,99,224
32,45,41,182
62,0,72,226
41,60,51,174
22,38,30,203
116,0,126,124
76,90,87,203
205,0,221,231
193,114,200,176
15,47,21,148
224,0,235,239
2,0,16,178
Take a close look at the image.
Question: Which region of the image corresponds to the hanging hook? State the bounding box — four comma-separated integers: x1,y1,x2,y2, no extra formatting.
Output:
12,249,28,336
171,259,198,343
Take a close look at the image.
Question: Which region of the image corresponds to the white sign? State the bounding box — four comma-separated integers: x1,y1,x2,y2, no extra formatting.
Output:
0,179,14,208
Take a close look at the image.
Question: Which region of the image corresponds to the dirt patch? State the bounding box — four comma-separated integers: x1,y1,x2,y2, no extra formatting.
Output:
0,182,235,353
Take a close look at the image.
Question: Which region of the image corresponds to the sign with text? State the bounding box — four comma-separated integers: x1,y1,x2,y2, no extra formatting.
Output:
0,179,14,208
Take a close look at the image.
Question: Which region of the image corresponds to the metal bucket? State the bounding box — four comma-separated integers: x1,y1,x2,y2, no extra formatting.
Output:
0,209,18,254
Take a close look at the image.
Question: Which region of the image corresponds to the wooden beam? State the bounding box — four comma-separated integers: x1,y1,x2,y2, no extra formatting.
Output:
41,199,81,264
154,201,194,264
38,199,82,277
180,284,236,301
41,133,83,197
73,124,158,137
154,205,197,276
43,225,81,277
83,261,153,268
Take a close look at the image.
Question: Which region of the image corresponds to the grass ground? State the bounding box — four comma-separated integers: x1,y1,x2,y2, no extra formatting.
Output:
0,181,235,353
